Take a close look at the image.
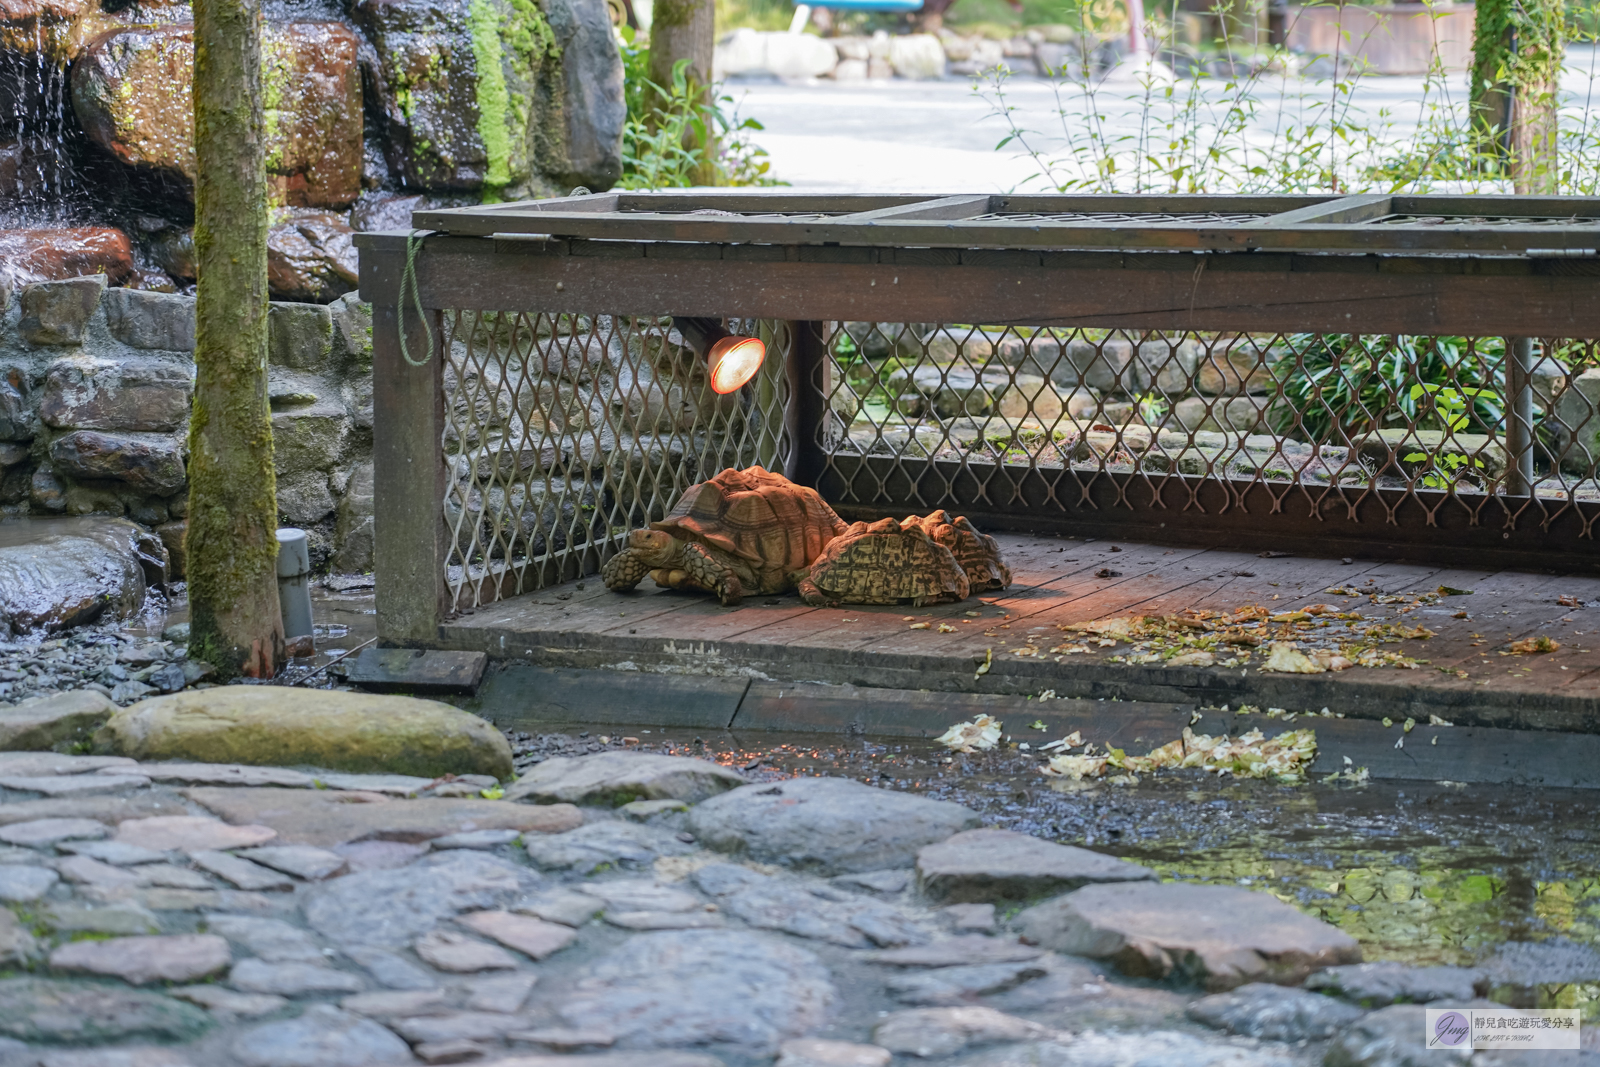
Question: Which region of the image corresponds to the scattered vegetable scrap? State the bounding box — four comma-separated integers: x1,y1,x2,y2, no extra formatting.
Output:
909,622,930,630
1509,635,1559,654
937,623,957,633
1040,726,1317,784
935,715,1002,753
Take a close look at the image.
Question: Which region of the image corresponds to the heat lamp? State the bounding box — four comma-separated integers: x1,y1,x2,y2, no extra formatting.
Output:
671,317,766,395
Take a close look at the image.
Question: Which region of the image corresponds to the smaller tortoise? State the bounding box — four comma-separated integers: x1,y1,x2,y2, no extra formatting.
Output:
794,516,970,606
601,466,846,606
905,510,1012,593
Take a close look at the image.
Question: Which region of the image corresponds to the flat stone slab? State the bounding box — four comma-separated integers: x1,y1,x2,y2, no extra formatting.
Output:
190,851,295,891
520,820,694,874
233,844,348,880
871,1006,1053,1058
204,915,326,963
169,985,289,1016
430,829,523,851
685,776,981,875
58,839,166,865
0,772,151,795
0,751,136,776
777,1039,892,1067
886,961,1050,1005
230,1003,413,1067
183,786,581,848
960,1031,1305,1066
1013,882,1362,991
98,687,514,779
516,889,606,928
49,933,232,985
864,935,1045,968
0,863,60,901
0,976,211,1044
506,751,747,807
42,900,161,935
114,815,277,852
132,763,317,788
1186,982,1366,1041
302,850,542,948
557,930,836,1053
0,908,39,965
692,863,926,949
915,828,1156,903
0,816,111,846
345,646,488,695
0,795,168,828
414,930,519,973
461,972,538,1013
229,959,366,995
1324,1004,1473,1066
0,690,117,751
1306,961,1489,1005
456,910,578,960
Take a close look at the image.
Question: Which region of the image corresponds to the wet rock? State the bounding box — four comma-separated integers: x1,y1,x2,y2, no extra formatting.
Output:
49,430,186,493
887,961,1050,1005
1325,1004,1472,1066
959,1031,1305,1066
353,0,564,193
4,772,150,796
234,845,348,881
302,849,541,948
0,794,168,828
517,888,605,927
72,23,363,209
59,839,165,865
268,301,334,372
58,853,145,885
1013,882,1362,991
520,819,694,874
834,869,912,896
231,1003,415,1066
1306,962,1488,1006
35,1048,198,1067
102,288,196,351
230,958,367,995
915,828,1156,903
136,763,315,789
414,929,519,973
0,228,134,288
686,776,980,875
1186,982,1365,1041
0,380,31,443
578,879,700,913
39,356,193,432
392,1010,522,1043
169,984,289,1016
777,1039,893,1067
505,750,746,807
542,0,626,190
865,935,1045,968
19,275,106,344
603,910,722,931
267,209,359,303
204,915,326,964
0,864,59,901
0,976,211,1043
114,815,277,852
0,689,117,750
0,815,110,846
183,786,579,848
940,903,997,933
343,946,439,990
557,930,835,1052
49,933,231,985
872,1006,1051,1057
339,988,449,1016
430,828,523,851
1479,937,1600,987
96,688,514,779
136,863,212,888
455,909,577,960
0,908,40,964
42,900,161,935
148,229,196,283
190,850,295,891
0,751,134,774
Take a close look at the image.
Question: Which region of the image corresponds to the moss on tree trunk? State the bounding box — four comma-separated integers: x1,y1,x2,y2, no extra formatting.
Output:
1471,0,1563,193
188,0,284,678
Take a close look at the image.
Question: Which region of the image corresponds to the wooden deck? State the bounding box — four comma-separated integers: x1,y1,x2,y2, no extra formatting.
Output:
439,534,1600,733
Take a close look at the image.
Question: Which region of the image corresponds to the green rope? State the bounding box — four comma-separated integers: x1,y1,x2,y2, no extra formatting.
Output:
399,229,433,367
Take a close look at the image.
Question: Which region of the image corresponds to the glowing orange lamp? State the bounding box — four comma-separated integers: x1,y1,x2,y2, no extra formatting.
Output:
672,317,766,394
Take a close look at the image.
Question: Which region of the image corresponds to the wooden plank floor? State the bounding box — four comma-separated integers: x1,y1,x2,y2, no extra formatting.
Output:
442,534,1600,733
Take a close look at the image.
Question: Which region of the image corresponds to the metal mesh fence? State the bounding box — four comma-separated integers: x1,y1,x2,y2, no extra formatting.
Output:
439,313,1600,610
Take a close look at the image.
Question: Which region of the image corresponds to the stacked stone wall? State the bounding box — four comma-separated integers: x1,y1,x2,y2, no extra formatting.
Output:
0,276,374,575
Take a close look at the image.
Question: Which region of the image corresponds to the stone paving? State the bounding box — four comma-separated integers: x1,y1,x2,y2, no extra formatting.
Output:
0,743,1592,1067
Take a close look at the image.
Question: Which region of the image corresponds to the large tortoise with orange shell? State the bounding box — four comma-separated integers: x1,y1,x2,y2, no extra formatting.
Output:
601,466,848,606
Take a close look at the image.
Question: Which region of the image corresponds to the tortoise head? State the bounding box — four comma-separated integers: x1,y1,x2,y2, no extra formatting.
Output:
627,528,678,564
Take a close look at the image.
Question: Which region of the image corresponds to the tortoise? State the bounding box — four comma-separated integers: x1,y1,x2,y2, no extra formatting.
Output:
793,516,971,606
904,510,1012,593
601,465,847,606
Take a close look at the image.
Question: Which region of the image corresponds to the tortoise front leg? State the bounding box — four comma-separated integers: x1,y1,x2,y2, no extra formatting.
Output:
602,549,653,592
681,541,743,606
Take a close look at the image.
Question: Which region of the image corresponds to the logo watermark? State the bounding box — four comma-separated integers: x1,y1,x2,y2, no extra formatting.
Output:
1425,1008,1581,1051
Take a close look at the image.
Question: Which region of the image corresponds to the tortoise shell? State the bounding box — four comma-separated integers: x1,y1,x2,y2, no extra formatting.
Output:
653,466,847,593
806,516,970,604
906,510,1012,593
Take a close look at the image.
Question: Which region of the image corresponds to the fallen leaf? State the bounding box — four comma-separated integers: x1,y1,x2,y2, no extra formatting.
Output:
1438,585,1473,596
1167,650,1216,668
1558,594,1583,608
935,715,1003,753
1261,642,1325,674
1509,635,1559,654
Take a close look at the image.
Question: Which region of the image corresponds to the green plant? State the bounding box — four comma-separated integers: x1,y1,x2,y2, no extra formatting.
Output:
617,28,781,189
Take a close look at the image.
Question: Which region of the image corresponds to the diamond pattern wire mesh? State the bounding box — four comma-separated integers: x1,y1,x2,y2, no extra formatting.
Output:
1375,214,1600,228
440,312,791,611
440,313,1600,609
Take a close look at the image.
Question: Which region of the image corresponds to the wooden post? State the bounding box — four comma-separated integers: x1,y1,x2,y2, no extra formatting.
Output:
784,320,828,489
646,0,715,185
367,241,449,646
1505,336,1536,497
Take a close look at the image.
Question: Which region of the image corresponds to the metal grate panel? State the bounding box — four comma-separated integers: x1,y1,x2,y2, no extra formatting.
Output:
969,212,1269,225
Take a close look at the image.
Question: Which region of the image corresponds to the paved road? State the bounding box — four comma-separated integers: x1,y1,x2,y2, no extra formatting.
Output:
727,45,1600,193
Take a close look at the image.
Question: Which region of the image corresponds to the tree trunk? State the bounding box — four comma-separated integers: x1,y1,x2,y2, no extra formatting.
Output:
188,0,284,678
646,0,715,184
1470,0,1563,193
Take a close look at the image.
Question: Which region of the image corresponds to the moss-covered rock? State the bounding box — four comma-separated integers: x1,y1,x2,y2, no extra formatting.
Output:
95,688,514,779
